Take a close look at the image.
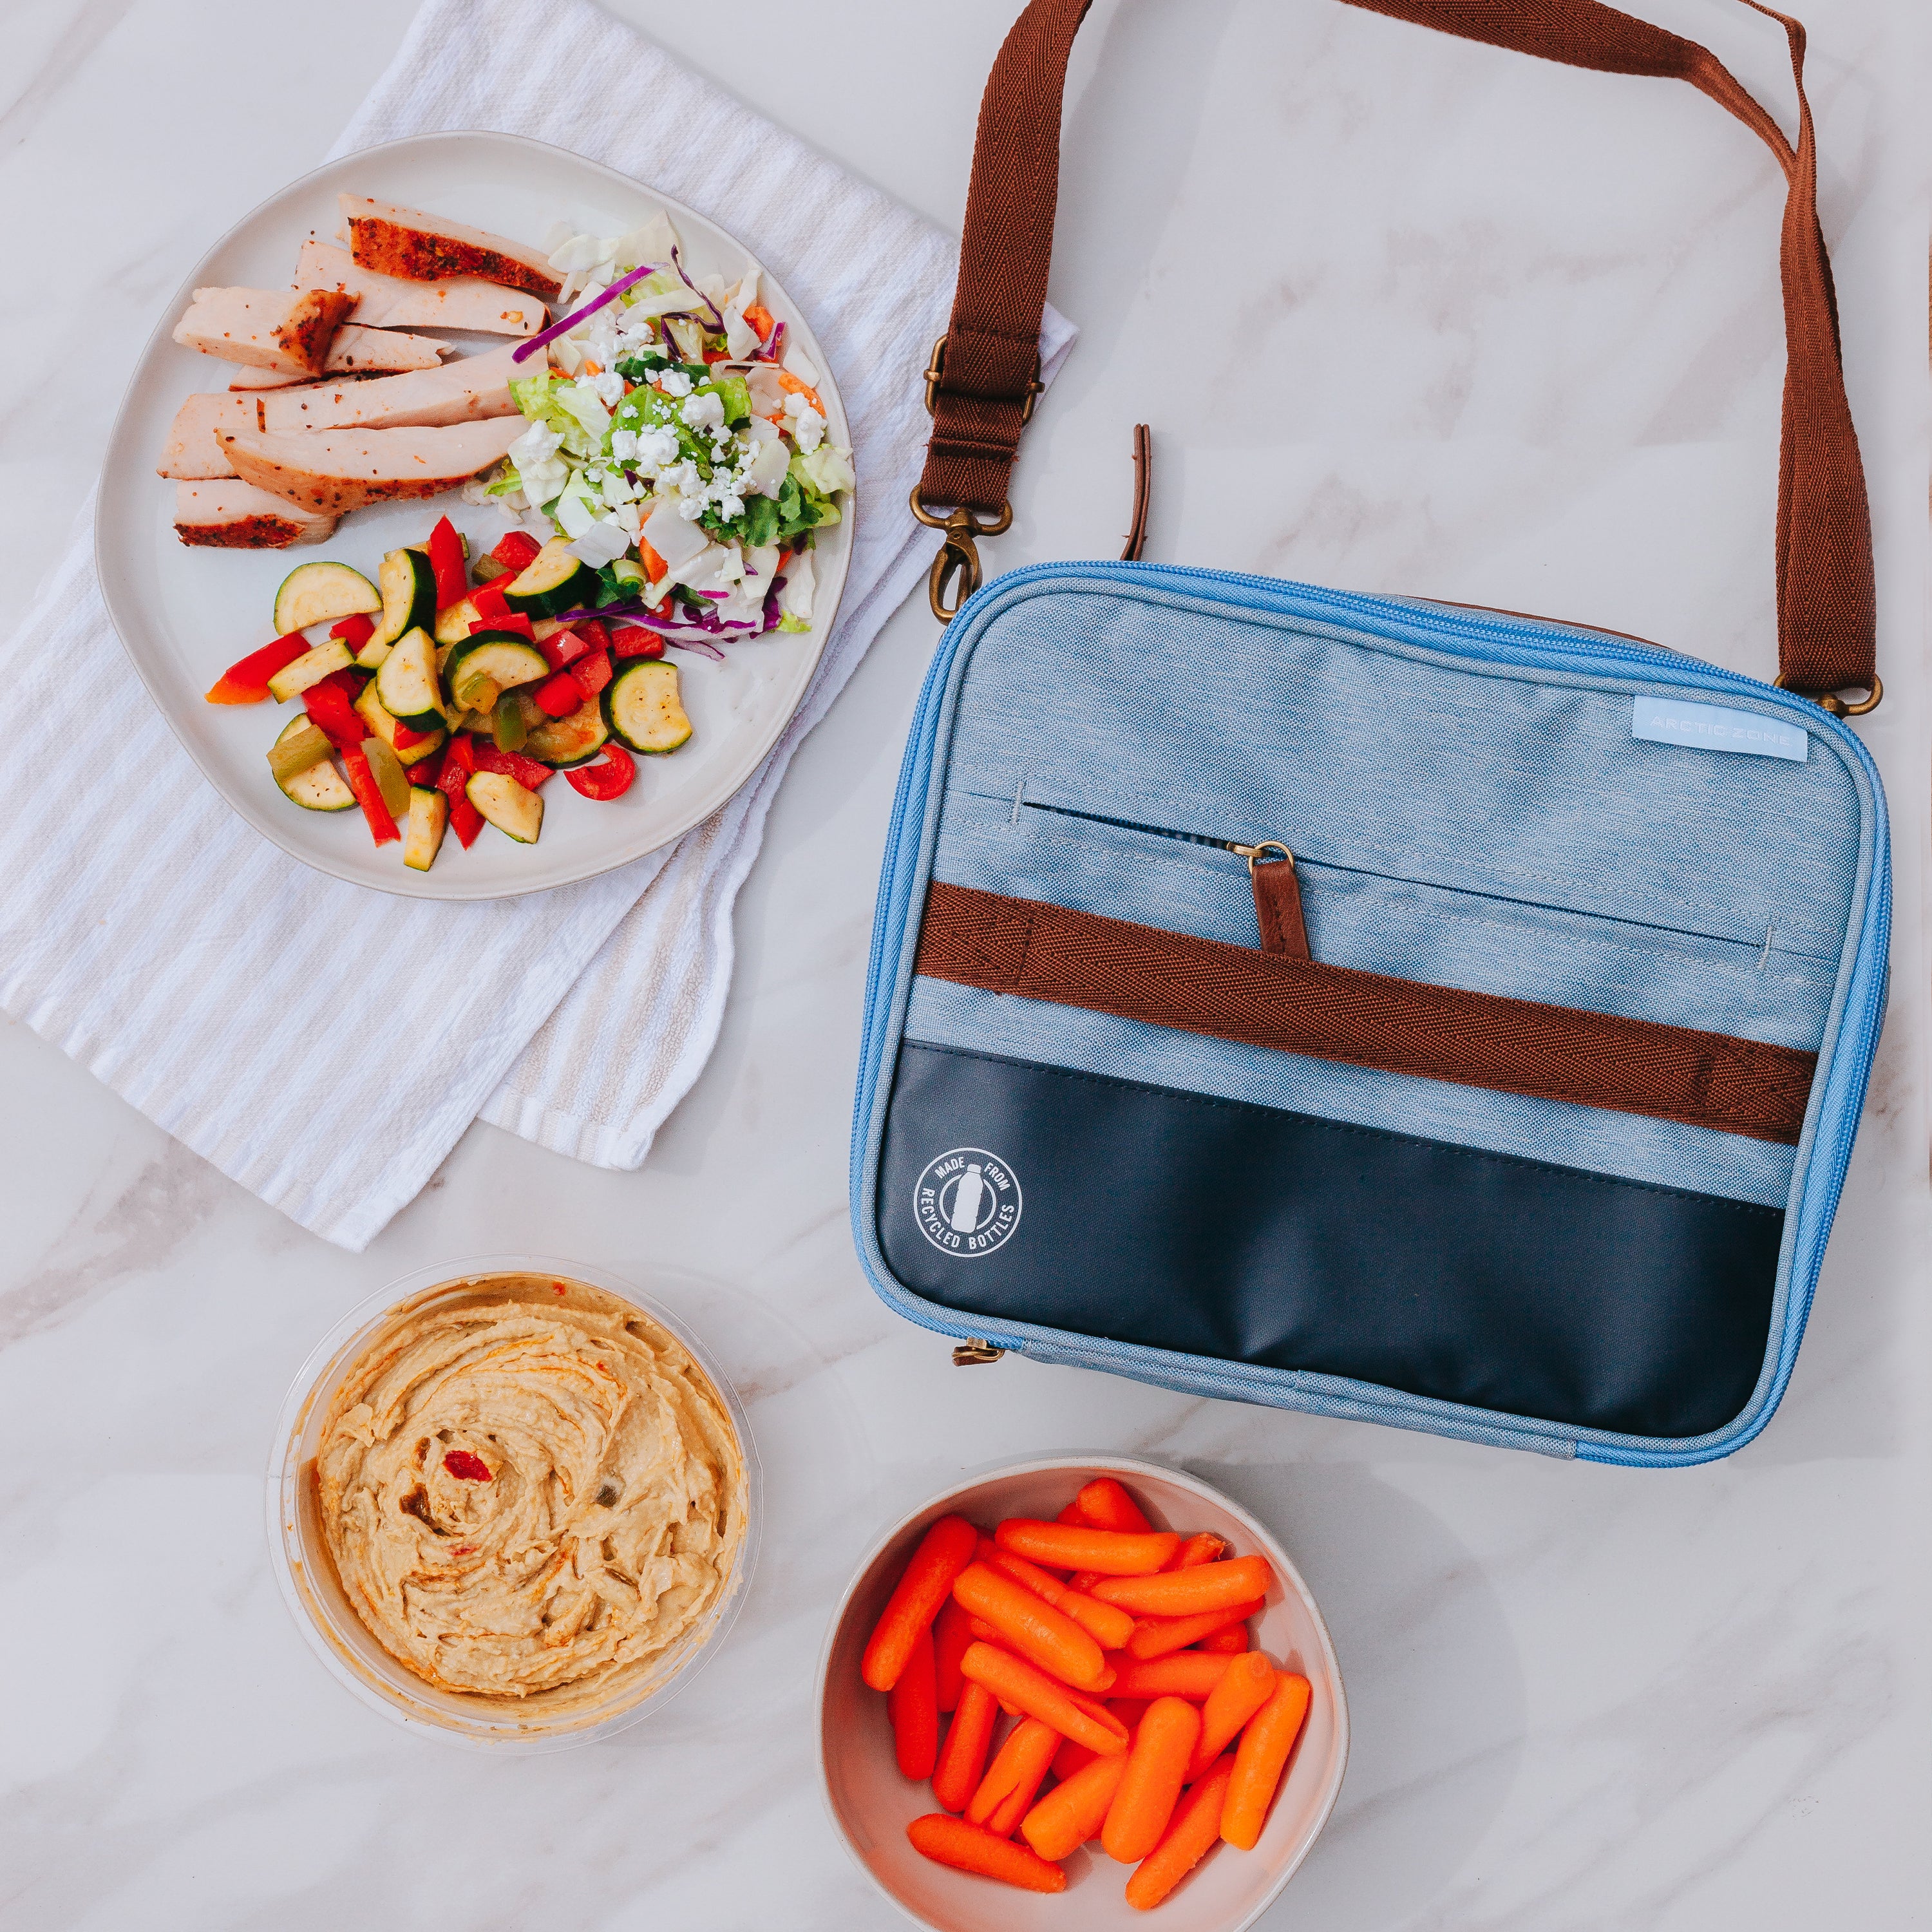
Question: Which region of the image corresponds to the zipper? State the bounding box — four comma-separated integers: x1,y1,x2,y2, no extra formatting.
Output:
853,560,1891,1464
1013,798,1817,960
1015,800,1291,869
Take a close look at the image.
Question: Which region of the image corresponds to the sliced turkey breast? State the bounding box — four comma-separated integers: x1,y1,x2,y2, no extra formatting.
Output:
218,417,526,515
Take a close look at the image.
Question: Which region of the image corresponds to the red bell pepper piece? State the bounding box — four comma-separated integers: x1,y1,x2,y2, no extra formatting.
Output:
471,743,553,790
469,609,534,642
392,717,437,750
532,670,584,718
568,648,612,700
488,530,542,575
426,515,468,611
339,743,401,845
434,736,484,848
565,743,636,801
205,632,309,704
537,627,589,672
609,623,665,661
573,618,612,654
330,612,376,649
303,675,365,750
470,581,512,622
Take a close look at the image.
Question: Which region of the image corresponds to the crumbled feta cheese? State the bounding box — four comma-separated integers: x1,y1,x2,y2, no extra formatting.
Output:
632,424,681,475
679,390,726,433
588,367,626,407
786,388,828,453
508,420,563,468
656,368,694,399
609,428,639,462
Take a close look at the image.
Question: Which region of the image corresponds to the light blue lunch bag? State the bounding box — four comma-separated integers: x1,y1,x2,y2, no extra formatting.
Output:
849,0,1888,1464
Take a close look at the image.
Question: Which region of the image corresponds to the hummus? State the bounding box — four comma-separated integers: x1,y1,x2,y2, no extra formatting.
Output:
314,1274,746,1710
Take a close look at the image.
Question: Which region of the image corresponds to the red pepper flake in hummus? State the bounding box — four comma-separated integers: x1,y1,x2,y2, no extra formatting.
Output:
443,1450,492,1482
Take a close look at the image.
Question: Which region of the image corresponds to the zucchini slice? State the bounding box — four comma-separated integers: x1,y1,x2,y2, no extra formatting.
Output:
354,679,443,766
404,784,449,871
434,596,482,645
375,626,445,728
466,770,544,844
502,536,596,620
270,717,354,811
603,659,692,755
272,560,379,637
445,631,549,709
526,694,610,767
366,546,438,660
267,637,354,703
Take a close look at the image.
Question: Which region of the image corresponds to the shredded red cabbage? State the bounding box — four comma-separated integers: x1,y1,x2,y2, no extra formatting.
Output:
513,262,662,363
670,245,724,332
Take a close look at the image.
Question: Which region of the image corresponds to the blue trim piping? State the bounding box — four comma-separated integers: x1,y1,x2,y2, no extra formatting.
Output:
849,562,1890,1468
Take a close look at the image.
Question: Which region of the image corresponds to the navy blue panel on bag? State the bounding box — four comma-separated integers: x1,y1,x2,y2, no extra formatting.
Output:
878,1041,1781,1440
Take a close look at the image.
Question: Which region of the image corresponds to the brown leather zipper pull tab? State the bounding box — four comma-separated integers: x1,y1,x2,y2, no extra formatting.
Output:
1232,841,1307,959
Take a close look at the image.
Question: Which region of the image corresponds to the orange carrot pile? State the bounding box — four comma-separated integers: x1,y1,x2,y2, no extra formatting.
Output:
857,1474,1312,1910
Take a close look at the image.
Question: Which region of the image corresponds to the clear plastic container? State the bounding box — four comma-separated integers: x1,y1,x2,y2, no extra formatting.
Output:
267,1255,760,1753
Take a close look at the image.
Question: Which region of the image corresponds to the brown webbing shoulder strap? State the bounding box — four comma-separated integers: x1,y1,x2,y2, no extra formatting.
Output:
919,0,1876,706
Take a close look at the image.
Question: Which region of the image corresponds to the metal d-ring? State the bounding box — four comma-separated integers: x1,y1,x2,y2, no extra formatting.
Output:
1774,671,1882,718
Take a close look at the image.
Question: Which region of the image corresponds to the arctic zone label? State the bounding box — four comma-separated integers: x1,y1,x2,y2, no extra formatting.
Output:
913,1148,1022,1258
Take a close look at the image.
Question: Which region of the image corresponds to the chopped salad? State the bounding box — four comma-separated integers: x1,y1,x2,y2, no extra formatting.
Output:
464,207,854,657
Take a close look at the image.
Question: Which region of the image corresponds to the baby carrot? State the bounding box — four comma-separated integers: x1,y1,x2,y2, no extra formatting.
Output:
889,1624,940,1781
1195,1623,1251,1655
1127,1596,1267,1660
931,1681,999,1813
1108,1653,1235,1700
1124,1753,1237,1911
1102,1695,1201,1864
862,1514,980,1691
1161,1530,1227,1571
1074,1476,1154,1534
1021,1750,1130,1861
969,1718,1061,1835
978,1539,1138,1651
933,1598,974,1712
1222,1671,1312,1850
1052,1732,1099,1779
906,1814,1067,1893
953,1561,1110,1690
960,1643,1130,1756
1057,1501,1094,1528
1186,1650,1276,1780
996,1520,1182,1576
1093,1555,1273,1617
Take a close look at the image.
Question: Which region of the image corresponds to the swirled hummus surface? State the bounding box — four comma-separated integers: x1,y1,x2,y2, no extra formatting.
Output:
314,1275,746,1709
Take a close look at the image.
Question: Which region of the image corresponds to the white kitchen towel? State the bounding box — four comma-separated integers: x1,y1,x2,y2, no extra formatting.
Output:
0,0,1072,1250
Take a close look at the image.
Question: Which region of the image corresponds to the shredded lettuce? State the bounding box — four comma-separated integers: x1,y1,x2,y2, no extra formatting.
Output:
777,613,811,634
793,445,855,498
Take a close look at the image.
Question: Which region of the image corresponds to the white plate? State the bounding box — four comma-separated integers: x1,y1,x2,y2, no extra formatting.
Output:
96,130,851,900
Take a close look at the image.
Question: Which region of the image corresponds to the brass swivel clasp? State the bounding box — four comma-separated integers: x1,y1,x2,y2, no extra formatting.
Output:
910,488,1014,622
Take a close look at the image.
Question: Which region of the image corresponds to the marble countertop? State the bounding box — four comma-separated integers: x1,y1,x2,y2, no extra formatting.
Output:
3,1,1927,1926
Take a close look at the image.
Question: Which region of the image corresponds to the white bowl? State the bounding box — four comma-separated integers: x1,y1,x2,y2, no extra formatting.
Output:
267,1255,759,1752
817,1456,1347,1931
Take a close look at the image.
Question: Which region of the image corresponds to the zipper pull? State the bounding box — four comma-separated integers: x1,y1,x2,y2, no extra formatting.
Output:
1228,840,1309,960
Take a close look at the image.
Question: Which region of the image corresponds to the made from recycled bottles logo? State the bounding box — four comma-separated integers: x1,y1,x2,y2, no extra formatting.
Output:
913,1148,1022,1258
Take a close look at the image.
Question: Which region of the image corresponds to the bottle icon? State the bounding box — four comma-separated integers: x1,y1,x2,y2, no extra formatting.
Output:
948,1162,986,1234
